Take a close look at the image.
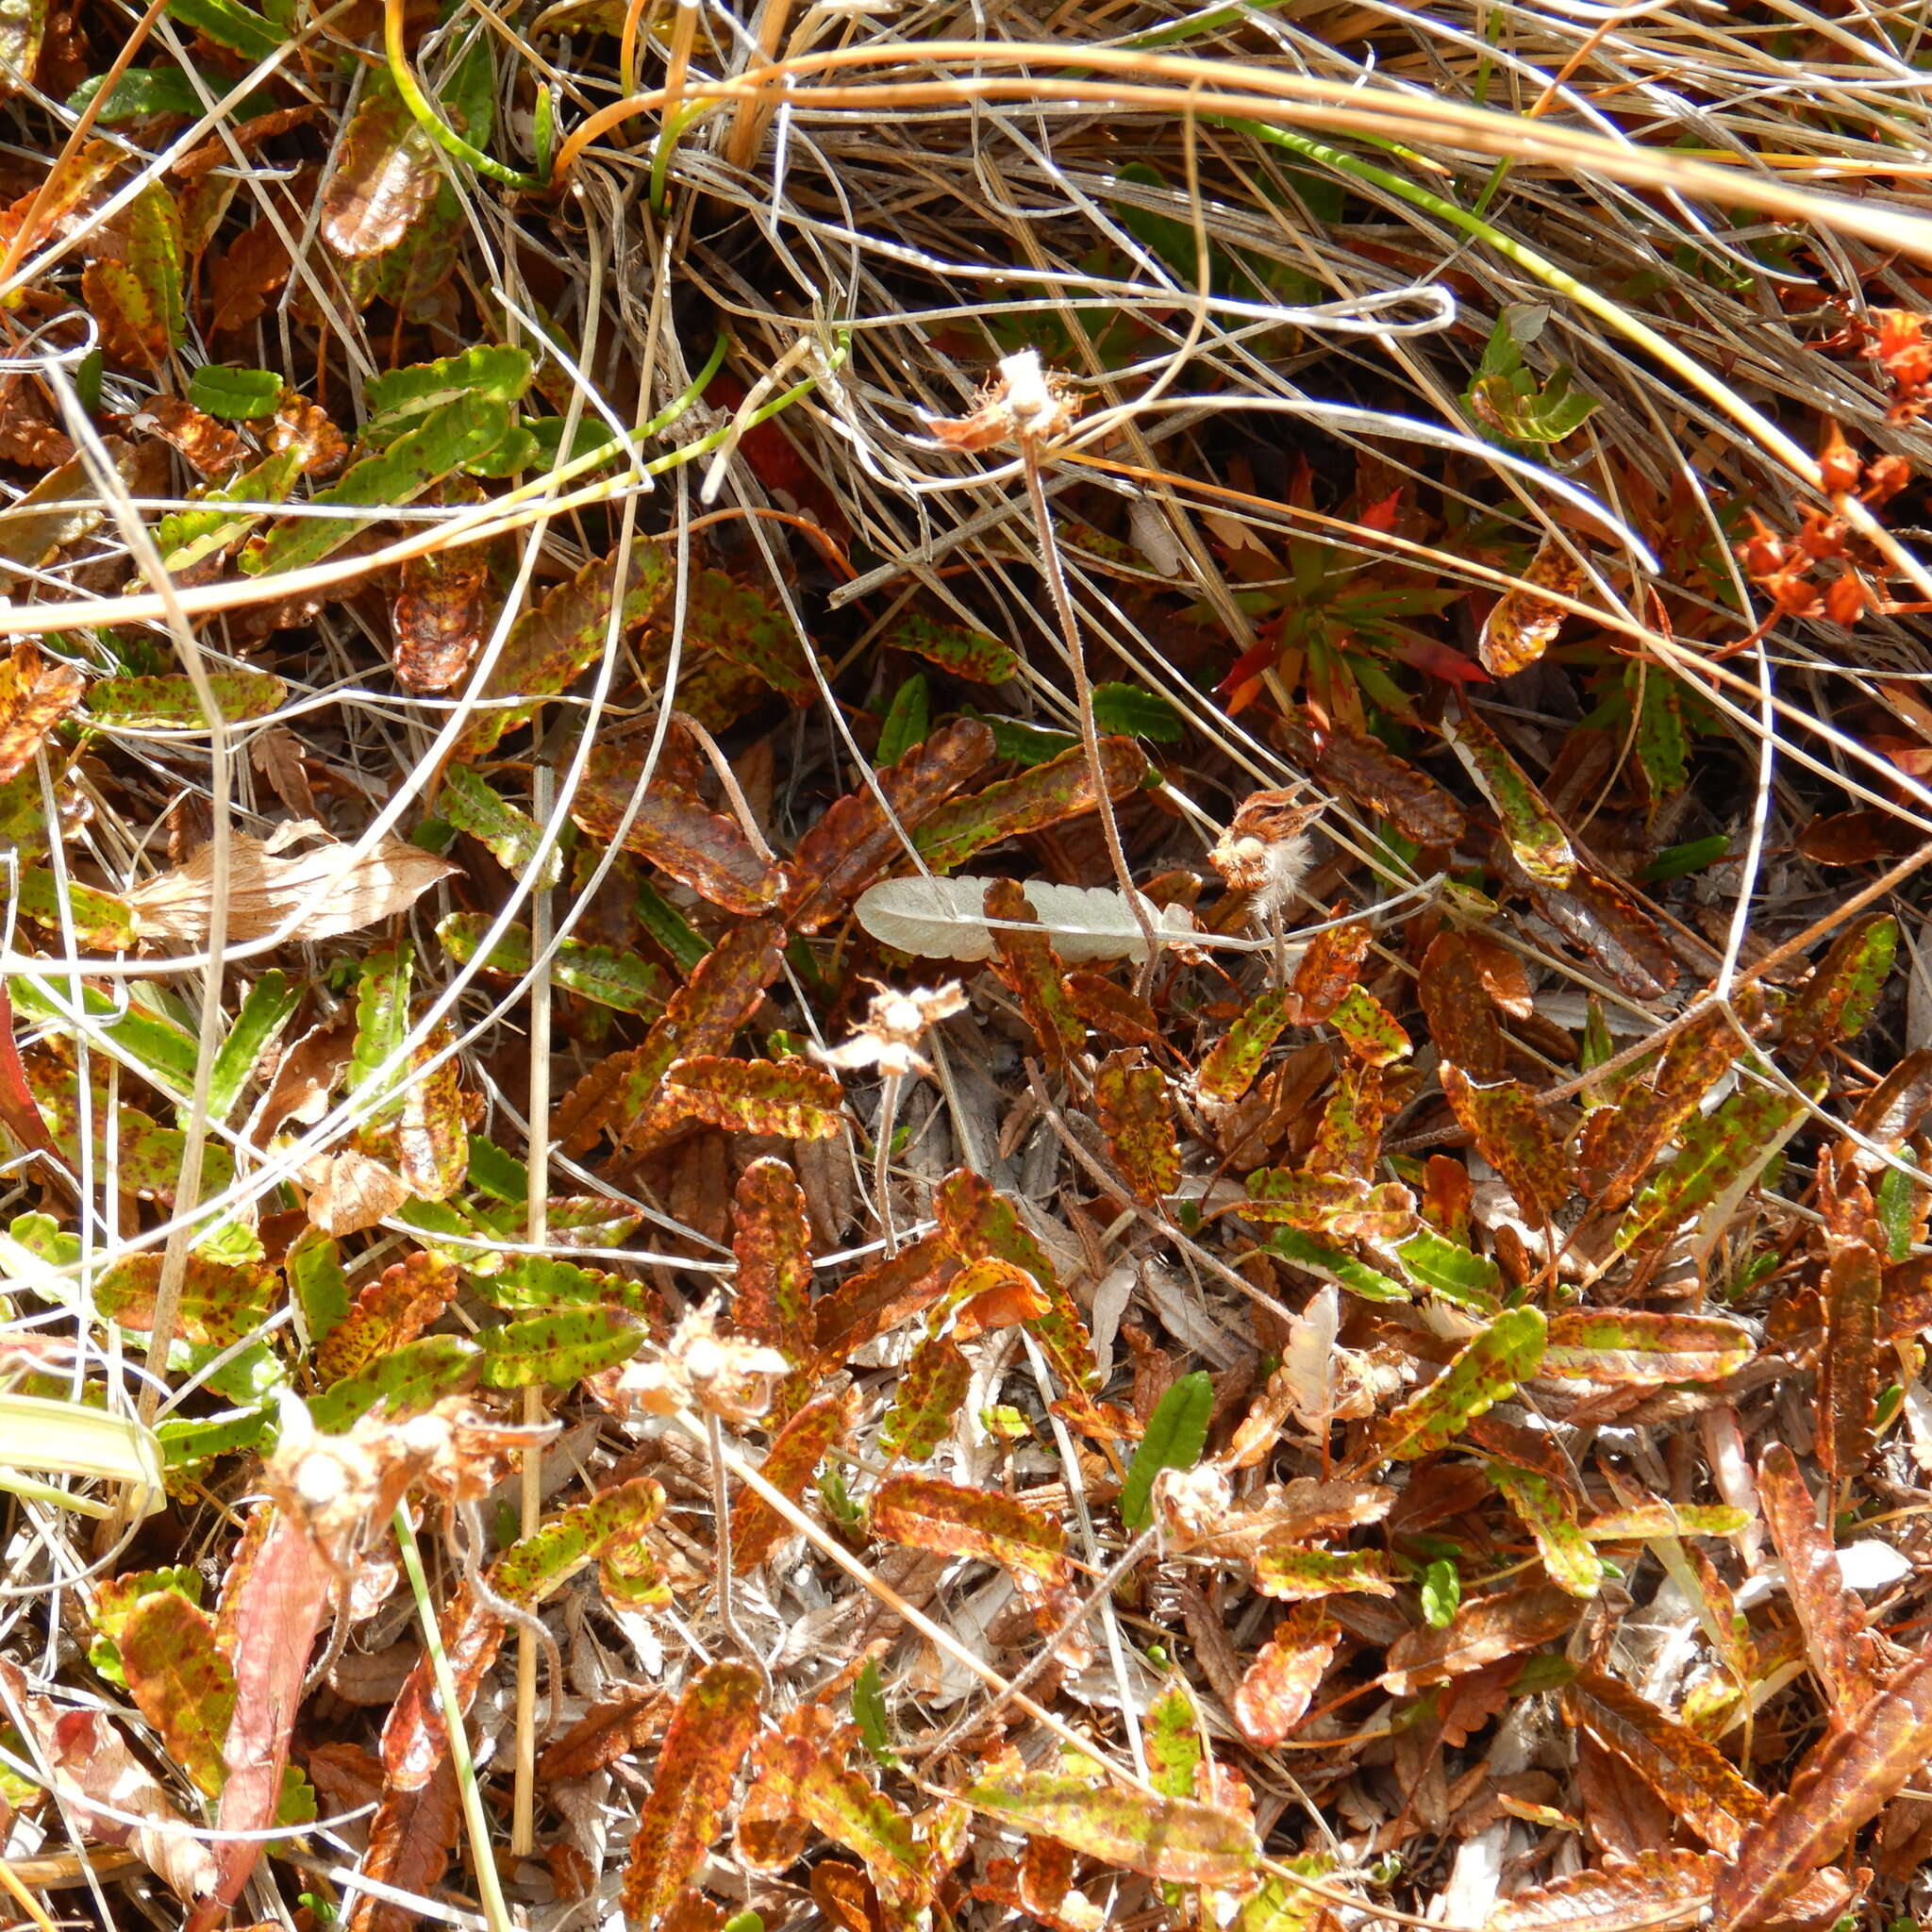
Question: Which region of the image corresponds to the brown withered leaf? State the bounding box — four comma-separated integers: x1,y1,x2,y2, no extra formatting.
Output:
207,218,292,335
1757,1442,1885,1716
40,1703,220,1902
1575,1005,1735,1206
0,375,75,468
1232,1607,1341,1747
911,735,1149,873
732,1157,813,1362
322,87,438,258
0,641,83,784
622,1661,762,1929
810,1230,957,1366
661,1056,844,1141
304,1148,409,1238
1516,866,1678,1002
1483,1850,1716,1932
125,824,457,948
345,1759,461,1932
873,1474,1070,1587
1819,1238,1882,1484
782,718,996,934
540,1686,667,1782
391,540,491,692
1566,1668,1766,1857
1481,531,1587,678
193,1505,337,1923
1061,971,1165,1054
129,394,245,476
1279,709,1466,848
573,758,786,916
1381,1583,1576,1695
1418,931,1507,1080
1799,808,1923,868
1711,1645,1932,1932
1440,1064,1572,1225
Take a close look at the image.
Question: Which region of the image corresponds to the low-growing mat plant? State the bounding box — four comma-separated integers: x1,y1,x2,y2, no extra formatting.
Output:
1,1,1932,1930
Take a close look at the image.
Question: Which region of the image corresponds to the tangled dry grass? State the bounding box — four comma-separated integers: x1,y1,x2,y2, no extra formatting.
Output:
8,1,1932,1930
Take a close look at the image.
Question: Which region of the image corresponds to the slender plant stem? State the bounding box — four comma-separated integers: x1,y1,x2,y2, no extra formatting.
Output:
510,764,555,1858
393,1507,513,1932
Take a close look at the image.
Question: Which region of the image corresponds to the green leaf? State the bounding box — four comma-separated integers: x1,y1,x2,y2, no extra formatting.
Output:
439,767,560,889
86,671,285,726
157,447,303,573
119,1590,236,1797
361,345,534,450
1489,1462,1604,1599
258,392,513,575
1091,681,1185,741
635,879,710,972
348,943,412,1110
1391,1227,1501,1311
961,1771,1257,1886
158,1405,273,1467
436,913,668,1015
1377,1307,1546,1460
887,612,1019,684
852,1657,898,1768
1119,1371,1211,1530
1197,987,1293,1103
492,1475,664,1606
187,364,283,420
876,674,930,767
1641,833,1729,882
1265,1227,1409,1302
164,0,279,59
88,1566,202,1688
1444,707,1574,887
1629,662,1688,797
306,1334,480,1431
69,66,276,123
13,871,137,950
207,971,300,1124
10,976,198,1099
1465,311,1600,444
1617,1076,1812,1256
877,1331,970,1463
287,1228,350,1348
1146,1681,1203,1799
464,1135,528,1205
1420,1558,1460,1628
475,1307,642,1388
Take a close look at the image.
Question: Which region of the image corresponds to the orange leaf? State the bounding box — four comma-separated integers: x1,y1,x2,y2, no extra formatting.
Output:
872,1474,1069,1586
1757,1443,1885,1716
622,1661,763,1929
731,1389,858,1572
0,641,83,784
1712,1646,1932,1932
1233,1608,1341,1746
1565,1668,1765,1857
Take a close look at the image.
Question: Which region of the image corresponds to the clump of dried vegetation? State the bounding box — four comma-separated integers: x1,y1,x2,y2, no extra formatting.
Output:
6,1,1932,1930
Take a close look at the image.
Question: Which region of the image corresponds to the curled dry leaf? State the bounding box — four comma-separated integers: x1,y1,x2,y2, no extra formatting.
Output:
0,640,84,783
1480,530,1588,678
125,822,458,947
